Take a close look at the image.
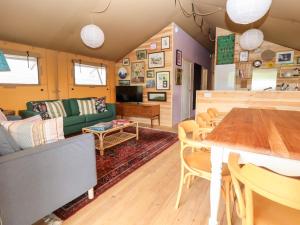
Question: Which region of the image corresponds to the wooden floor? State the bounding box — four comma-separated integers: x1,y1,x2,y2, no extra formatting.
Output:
37,124,240,225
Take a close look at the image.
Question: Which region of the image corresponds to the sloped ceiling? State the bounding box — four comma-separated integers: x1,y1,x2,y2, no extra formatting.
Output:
0,0,299,61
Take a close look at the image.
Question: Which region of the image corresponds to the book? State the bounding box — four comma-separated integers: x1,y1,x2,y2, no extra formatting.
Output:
112,119,130,126
88,122,113,131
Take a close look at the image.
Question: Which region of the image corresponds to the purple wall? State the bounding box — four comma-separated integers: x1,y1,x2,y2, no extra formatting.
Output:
172,23,211,125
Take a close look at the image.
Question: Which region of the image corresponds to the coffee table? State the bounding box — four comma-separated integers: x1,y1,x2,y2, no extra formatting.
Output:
82,121,139,156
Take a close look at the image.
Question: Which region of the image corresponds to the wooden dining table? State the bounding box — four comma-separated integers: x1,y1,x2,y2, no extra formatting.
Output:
204,107,300,225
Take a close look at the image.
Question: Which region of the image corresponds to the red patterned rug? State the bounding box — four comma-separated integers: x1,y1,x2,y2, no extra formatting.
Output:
54,127,178,220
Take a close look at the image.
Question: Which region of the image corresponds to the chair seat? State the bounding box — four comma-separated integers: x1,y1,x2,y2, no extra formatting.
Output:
254,193,300,225
184,151,230,176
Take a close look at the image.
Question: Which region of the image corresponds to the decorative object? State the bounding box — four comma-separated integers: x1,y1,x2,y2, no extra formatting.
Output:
118,67,127,79
119,80,130,86
175,68,182,85
176,50,182,66
261,49,276,61
54,127,178,220
122,58,130,66
146,80,155,88
226,0,272,24
131,62,145,83
150,42,157,50
253,60,262,68
239,29,264,51
161,36,170,49
276,51,294,64
148,92,167,101
136,50,147,60
80,24,105,48
156,71,170,90
146,70,155,78
148,52,165,68
0,51,10,71
217,34,235,65
239,51,249,62
297,57,300,65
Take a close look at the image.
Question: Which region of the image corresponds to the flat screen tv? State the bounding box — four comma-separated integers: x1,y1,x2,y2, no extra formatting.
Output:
116,86,143,103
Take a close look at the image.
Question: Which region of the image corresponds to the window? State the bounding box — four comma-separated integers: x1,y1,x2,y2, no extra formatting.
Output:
74,62,106,86
0,54,39,85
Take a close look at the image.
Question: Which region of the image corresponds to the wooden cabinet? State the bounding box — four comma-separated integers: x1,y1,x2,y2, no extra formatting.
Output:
116,103,160,127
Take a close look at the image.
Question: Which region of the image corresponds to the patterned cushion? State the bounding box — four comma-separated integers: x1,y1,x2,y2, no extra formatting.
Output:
32,102,50,120
77,99,97,115
45,101,67,118
0,110,7,121
95,97,108,113
1,115,64,149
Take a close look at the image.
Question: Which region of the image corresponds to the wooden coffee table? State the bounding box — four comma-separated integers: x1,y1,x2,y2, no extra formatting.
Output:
82,121,139,156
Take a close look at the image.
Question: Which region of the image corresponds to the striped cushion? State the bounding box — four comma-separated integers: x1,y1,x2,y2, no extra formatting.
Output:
77,99,97,115
45,101,67,118
0,110,7,121
0,115,64,149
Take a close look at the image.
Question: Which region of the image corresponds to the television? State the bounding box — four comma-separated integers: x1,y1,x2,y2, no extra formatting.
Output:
116,86,143,103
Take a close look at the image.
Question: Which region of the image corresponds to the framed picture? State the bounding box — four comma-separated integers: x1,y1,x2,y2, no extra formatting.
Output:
146,70,155,78
276,51,294,64
161,36,170,49
131,62,145,84
136,49,147,60
150,42,157,50
297,57,300,65
123,58,130,66
148,92,167,102
156,71,170,90
146,79,155,88
175,68,182,85
176,50,182,66
239,51,249,62
119,80,130,86
148,52,165,68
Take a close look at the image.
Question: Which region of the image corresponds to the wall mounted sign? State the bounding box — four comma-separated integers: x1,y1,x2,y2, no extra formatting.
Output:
217,34,235,65
0,51,10,71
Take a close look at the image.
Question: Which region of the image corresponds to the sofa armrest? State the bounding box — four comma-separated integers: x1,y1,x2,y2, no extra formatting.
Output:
106,103,116,118
20,110,40,118
0,134,97,225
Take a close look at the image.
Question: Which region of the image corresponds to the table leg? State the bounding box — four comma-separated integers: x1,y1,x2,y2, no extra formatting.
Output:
136,123,139,140
209,146,223,225
99,134,104,156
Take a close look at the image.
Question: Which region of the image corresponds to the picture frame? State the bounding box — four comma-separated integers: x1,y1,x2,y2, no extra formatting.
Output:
147,92,167,102
136,49,147,60
239,51,249,62
156,71,170,90
146,79,155,88
146,70,155,78
131,62,145,84
276,51,294,64
119,80,130,86
122,58,130,66
161,36,170,49
297,57,300,65
176,50,182,66
175,68,182,85
148,52,165,68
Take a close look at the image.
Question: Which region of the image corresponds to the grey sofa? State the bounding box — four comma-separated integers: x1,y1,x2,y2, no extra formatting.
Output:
0,134,97,225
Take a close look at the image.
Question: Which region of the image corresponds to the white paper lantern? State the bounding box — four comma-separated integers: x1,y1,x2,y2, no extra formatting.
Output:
239,29,264,51
80,24,105,48
226,0,272,24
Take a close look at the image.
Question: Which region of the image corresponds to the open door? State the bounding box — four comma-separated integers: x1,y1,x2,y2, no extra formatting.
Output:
181,59,193,120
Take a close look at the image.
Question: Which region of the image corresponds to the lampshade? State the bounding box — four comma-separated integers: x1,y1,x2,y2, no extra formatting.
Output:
80,24,105,48
239,29,264,51
226,0,272,24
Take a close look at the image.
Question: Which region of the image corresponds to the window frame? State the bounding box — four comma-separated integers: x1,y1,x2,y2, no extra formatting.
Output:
0,51,41,86
72,60,107,87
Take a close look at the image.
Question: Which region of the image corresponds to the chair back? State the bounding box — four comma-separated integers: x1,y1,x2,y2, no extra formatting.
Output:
178,120,198,141
228,153,300,224
207,108,217,118
197,112,213,127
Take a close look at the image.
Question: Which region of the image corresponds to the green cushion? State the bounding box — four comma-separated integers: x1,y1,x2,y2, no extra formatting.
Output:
63,115,86,127
69,97,95,116
85,111,113,122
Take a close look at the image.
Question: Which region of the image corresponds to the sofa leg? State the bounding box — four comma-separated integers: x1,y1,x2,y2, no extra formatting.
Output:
88,188,94,200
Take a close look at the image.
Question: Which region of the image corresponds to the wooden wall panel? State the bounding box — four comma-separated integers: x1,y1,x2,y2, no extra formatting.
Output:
196,90,300,115
115,24,173,127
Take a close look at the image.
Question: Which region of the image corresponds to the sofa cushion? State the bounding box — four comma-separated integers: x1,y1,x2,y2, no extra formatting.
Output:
77,99,97,115
85,111,113,122
0,110,7,121
27,100,72,117
64,115,86,127
45,101,67,118
69,98,94,116
0,125,22,156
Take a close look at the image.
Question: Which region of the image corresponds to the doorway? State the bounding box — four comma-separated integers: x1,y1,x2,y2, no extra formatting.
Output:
181,59,193,120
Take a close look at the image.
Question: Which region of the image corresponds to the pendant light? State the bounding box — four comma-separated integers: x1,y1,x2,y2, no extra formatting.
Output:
239,29,264,51
80,24,105,48
226,0,272,24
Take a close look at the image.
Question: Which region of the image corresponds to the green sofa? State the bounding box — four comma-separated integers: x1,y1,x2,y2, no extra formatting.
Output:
22,97,116,135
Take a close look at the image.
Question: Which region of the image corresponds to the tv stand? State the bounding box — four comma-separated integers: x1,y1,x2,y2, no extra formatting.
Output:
116,103,160,127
